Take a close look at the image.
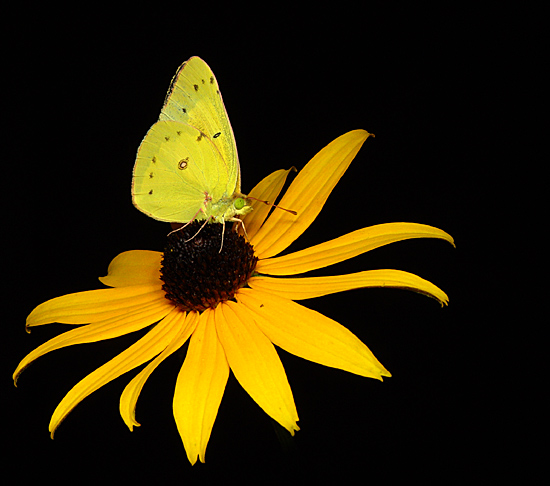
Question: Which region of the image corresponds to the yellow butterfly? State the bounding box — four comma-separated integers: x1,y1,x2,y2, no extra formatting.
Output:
132,56,252,229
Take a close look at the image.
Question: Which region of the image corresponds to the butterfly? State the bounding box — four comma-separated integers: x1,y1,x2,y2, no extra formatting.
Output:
132,56,252,232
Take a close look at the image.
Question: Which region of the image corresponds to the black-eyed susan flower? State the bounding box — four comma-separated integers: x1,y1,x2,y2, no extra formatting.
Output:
14,130,453,464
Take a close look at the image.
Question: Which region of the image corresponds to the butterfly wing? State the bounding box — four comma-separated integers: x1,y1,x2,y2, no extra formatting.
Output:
159,56,241,194
132,120,232,223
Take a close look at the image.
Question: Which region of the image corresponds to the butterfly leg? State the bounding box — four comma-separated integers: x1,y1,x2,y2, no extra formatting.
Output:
231,217,250,243
167,205,207,236
218,219,226,253
184,217,211,243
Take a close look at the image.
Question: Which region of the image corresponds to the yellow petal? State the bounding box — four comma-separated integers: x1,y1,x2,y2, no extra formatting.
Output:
27,285,165,327
237,288,390,380
218,301,299,435
240,167,296,241
251,130,372,259
249,269,449,306
173,309,229,465
99,250,162,287
120,311,199,431
49,307,184,438
14,293,173,385
256,222,454,275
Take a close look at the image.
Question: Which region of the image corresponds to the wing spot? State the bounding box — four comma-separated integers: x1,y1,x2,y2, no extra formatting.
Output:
165,136,170,141
201,78,206,84
178,158,189,170
196,133,203,142
148,189,153,195
149,172,154,178
182,107,187,113
176,130,182,136
152,156,157,164
193,84,199,91
210,76,214,84
213,132,221,138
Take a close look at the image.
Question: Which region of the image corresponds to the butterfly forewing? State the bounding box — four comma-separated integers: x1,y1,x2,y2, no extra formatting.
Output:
159,56,241,194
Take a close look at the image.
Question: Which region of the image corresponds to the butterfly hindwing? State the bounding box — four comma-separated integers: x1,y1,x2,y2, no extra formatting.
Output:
132,121,233,223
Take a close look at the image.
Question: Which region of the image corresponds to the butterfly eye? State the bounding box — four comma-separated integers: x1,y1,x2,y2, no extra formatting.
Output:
234,198,245,210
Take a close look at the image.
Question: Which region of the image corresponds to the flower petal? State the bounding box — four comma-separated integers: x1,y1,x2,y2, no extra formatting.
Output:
120,311,199,431
14,293,174,385
99,250,162,287
217,301,300,435
237,288,390,380
49,307,184,438
256,222,454,275
240,168,297,241
173,309,229,465
27,285,165,327
249,269,449,306
251,130,372,259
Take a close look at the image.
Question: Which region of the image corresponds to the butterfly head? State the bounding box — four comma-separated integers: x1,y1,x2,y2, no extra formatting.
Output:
232,195,253,217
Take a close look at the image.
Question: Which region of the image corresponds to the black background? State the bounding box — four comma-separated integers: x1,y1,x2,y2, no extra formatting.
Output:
5,4,524,484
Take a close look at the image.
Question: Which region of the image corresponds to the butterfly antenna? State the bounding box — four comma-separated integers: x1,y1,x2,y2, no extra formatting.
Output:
247,197,297,216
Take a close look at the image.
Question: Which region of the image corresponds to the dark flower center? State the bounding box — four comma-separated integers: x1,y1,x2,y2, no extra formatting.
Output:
160,222,257,312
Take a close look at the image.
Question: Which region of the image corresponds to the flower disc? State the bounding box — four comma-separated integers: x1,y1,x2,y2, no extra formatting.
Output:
160,222,257,312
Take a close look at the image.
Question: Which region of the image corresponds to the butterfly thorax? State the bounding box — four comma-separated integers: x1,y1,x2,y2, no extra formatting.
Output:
204,193,252,224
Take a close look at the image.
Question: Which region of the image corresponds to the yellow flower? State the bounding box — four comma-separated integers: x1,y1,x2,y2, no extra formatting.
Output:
13,130,453,465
